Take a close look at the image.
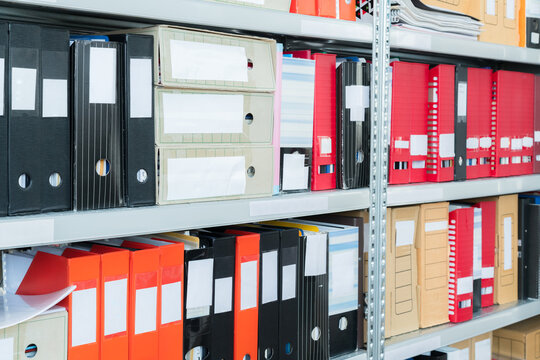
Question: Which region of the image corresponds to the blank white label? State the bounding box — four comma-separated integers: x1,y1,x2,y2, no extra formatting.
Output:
167,156,246,201
439,133,455,158
104,278,127,336
506,0,515,19
11,67,36,110
457,276,473,295
458,82,467,117
395,220,415,247
473,209,483,279
320,137,332,155
130,58,152,118
475,339,491,360
331,250,356,299
500,137,510,149
0,58,4,116
89,47,116,104
395,140,409,149
345,85,369,122
169,39,248,82
282,153,308,191
262,251,278,304
412,160,426,169
72,288,97,346
532,32,540,44
504,217,512,270
240,261,258,310
523,137,534,148
162,93,243,134
410,134,428,156
135,287,157,334
480,137,492,149
425,221,447,232
511,138,523,150
282,264,296,301
0,338,13,360
186,258,214,309
482,266,494,279
467,138,479,150
214,277,233,314
305,233,327,276
42,79,67,117
162,281,182,324
536,131,540,142
486,0,496,15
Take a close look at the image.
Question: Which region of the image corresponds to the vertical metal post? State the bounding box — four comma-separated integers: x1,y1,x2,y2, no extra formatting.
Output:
368,0,391,360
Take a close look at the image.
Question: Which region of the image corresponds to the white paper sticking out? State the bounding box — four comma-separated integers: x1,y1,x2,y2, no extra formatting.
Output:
282,153,308,191
130,58,152,118
320,137,332,155
104,278,127,335
410,135,428,156
504,217,512,270
511,138,523,150
506,0,515,19
457,276,473,295
0,338,13,360
71,288,97,346
262,251,278,304
345,85,369,122
0,58,4,116
135,287,157,335
162,93,244,134
458,82,467,117
424,221,447,233
214,277,233,314
523,137,534,148
395,140,410,149
535,131,540,142
186,259,214,309
482,267,494,279
475,339,491,360
331,250,356,299
486,0,496,16
439,133,455,158
89,47,116,104
305,234,327,276
480,137,492,149
169,39,248,82
282,264,296,301
4,253,33,294
167,157,246,201
500,137,510,149
162,281,182,324
42,79,67,118
395,220,415,247
532,32,540,44
467,138,479,150
11,67,36,111
240,261,258,310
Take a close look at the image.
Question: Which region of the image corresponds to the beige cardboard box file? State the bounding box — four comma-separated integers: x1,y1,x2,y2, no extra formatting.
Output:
493,315,540,360
207,0,292,11
130,25,276,91
156,145,272,204
0,307,68,360
417,202,450,328
155,88,274,145
385,205,420,338
471,332,492,360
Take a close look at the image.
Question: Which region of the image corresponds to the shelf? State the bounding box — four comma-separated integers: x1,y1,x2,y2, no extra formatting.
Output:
0,188,369,249
332,350,367,360
385,299,540,360
387,174,540,207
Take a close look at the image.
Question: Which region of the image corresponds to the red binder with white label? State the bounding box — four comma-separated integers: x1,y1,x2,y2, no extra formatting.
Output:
427,64,455,182
535,76,540,173
474,201,496,307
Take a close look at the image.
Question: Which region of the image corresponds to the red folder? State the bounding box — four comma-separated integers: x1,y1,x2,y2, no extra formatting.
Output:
17,250,101,360
225,229,260,360
427,64,455,182
290,0,316,16
466,68,493,180
316,0,355,20
535,76,540,173
390,61,429,184
491,70,535,177
448,208,474,323
473,201,496,307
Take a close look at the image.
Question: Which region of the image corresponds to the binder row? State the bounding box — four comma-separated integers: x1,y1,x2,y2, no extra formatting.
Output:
3,216,364,360
390,61,540,185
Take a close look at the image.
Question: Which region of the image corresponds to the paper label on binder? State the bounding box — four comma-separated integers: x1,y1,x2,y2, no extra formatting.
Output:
162,281,182,324
523,137,534,148
43,79,67,117
395,220,415,247
169,39,248,82
0,58,4,116
104,278,127,335
439,134,455,158
186,258,214,308
282,264,296,301
11,67,36,110
487,0,496,15
475,339,491,360
135,287,157,334
467,138,479,149
89,47,116,104
214,277,233,314
0,338,13,359
130,58,152,118
500,137,510,149
480,137,492,149
262,251,278,304
305,234,327,276
535,131,540,142
345,85,369,122
457,276,473,295
410,135,428,156
506,0,515,19
282,153,309,191
72,288,97,346
330,250,356,300
458,82,467,116
241,261,258,310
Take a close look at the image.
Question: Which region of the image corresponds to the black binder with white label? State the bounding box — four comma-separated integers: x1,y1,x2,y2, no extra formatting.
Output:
454,64,468,181
0,22,7,216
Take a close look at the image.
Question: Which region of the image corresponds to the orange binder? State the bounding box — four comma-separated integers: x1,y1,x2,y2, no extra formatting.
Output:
16,249,101,360
290,0,316,16
316,0,355,20
225,230,260,360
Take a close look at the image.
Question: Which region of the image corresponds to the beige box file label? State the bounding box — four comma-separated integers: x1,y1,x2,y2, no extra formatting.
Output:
155,88,273,145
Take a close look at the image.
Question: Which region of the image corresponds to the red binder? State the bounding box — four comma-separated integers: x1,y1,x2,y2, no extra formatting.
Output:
448,207,474,323
535,76,540,174
473,201,496,307
316,0,355,20
290,0,316,16
225,229,260,360
390,61,429,184
427,64,455,182
466,68,493,180
491,70,535,177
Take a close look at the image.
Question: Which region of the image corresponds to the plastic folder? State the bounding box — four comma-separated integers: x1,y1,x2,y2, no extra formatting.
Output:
474,201,496,307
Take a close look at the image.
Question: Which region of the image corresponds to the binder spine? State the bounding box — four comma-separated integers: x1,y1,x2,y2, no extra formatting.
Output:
490,77,499,176
427,73,440,181
448,220,457,321
0,23,7,216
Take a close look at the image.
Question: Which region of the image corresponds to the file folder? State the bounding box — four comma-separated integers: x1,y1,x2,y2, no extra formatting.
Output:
454,64,468,181
336,60,370,190
525,2,540,48
448,205,474,323
534,75,540,173
427,64,455,183
472,207,483,313
0,22,7,216
390,61,429,184
72,40,124,210
518,196,528,300
273,43,284,195
473,201,496,307
465,67,493,180
518,195,540,299
290,0,316,16
493,316,540,360
109,34,155,207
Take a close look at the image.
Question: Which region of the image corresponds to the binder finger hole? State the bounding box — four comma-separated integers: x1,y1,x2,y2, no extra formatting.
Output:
185,346,209,360
247,59,253,70
49,172,62,188
245,113,254,125
285,343,293,355
137,169,148,183
243,355,251,360
338,316,348,331
264,348,274,359
247,166,255,177
311,326,321,341
95,159,111,176
18,174,31,189
25,344,37,358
